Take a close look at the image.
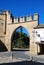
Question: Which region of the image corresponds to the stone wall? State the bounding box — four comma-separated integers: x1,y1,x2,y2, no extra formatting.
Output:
0,10,39,54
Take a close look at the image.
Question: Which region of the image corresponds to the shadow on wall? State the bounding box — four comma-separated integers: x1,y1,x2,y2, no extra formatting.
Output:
1,61,44,65
0,40,8,52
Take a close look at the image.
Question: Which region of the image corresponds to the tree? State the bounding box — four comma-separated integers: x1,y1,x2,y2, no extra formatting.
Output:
12,27,29,48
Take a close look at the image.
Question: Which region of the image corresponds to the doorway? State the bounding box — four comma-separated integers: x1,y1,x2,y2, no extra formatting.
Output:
40,44,44,54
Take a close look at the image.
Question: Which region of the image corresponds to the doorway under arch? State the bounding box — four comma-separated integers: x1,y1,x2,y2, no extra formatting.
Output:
11,26,30,51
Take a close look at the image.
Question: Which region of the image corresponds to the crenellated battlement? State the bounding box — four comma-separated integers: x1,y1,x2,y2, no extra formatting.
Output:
26,15,32,22
13,13,38,23
14,17,18,23
0,10,39,24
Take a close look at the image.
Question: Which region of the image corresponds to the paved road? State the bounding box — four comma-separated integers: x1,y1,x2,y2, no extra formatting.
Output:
0,51,44,63
0,51,30,59
0,51,30,63
12,51,30,59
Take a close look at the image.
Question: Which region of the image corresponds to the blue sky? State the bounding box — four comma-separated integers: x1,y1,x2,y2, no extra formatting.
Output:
16,27,29,36
0,0,44,34
0,0,44,24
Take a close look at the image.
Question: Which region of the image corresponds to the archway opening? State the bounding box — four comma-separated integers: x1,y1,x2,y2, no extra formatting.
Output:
11,26,30,51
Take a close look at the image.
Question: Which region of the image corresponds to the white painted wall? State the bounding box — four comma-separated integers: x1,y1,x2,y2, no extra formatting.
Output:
34,28,44,42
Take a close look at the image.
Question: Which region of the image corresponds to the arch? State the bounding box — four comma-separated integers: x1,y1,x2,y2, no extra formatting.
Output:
11,26,30,50
0,10,39,54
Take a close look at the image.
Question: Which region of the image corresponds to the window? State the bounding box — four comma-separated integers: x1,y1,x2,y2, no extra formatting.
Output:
37,34,40,37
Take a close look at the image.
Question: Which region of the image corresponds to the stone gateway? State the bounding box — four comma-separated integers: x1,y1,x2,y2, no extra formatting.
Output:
0,10,39,54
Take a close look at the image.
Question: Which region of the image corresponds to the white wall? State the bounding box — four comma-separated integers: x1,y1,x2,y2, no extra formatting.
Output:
34,28,44,42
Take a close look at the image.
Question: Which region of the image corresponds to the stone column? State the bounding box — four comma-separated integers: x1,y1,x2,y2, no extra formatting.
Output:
6,38,11,52
30,29,38,55
8,39,11,51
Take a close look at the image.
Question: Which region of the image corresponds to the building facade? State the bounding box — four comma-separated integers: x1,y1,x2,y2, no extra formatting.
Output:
34,25,44,54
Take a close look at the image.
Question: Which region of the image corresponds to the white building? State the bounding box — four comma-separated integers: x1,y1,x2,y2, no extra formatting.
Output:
35,28,44,42
34,25,44,54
